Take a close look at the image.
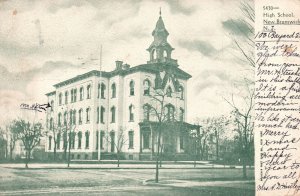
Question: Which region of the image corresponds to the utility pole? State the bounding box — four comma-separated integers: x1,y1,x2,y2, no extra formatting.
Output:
98,45,102,162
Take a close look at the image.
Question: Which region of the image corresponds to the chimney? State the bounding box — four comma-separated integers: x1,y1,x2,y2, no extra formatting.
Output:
115,60,123,70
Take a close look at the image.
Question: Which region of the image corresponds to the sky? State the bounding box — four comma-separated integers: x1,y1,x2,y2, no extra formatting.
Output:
0,0,254,125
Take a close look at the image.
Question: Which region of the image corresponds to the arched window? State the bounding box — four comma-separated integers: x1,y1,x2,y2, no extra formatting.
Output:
86,108,90,123
73,88,77,102
129,80,134,96
111,83,116,98
98,84,100,98
48,136,52,150
78,131,82,149
151,49,156,60
50,100,54,111
178,86,184,99
87,84,91,99
128,130,134,149
65,91,68,104
70,132,75,149
129,104,134,121
59,93,62,105
79,109,83,124
64,111,67,126
69,110,72,125
58,113,62,126
166,86,172,97
163,50,167,58
85,131,90,149
110,131,115,152
111,106,116,123
80,87,84,100
100,106,105,123
143,79,151,96
96,107,99,124
73,110,76,125
63,132,67,149
71,89,74,103
165,104,175,121
143,104,151,121
57,133,61,149
101,83,106,99
179,108,184,122
49,118,53,130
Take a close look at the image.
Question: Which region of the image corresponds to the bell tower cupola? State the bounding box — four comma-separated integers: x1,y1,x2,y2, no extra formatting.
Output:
147,9,177,66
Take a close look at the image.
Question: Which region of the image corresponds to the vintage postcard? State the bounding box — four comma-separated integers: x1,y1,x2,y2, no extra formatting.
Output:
0,0,299,195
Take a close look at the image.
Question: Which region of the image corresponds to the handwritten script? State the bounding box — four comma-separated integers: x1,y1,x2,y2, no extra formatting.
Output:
256,2,300,195
20,103,51,113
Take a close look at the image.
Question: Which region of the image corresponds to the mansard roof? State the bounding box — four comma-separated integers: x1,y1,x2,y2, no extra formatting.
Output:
52,63,191,89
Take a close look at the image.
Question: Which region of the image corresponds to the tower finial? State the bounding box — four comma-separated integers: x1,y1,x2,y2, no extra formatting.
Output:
159,7,161,16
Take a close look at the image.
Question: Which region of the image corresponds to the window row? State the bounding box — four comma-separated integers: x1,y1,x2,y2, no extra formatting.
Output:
141,132,184,150
48,131,90,150
95,130,134,152
55,80,184,107
48,130,135,151
58,85,92,105
142,104,185,121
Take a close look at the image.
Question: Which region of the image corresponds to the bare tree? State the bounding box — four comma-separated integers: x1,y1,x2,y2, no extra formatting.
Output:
0,127,8,160
46,118,63,161
4,124,19,161
105,126,127,167
145,86,180,183
223,0,255,179
210,116,229,161
11,119,43,168
225,84,254,179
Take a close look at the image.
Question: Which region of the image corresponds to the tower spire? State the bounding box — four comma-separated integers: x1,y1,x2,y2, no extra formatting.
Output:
146,11,177,66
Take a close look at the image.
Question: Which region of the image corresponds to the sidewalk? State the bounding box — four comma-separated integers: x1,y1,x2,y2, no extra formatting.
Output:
0,162,245,169
144,179,255,190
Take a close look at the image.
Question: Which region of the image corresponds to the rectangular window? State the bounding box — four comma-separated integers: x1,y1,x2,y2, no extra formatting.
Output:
101,132,104,149
180,134,184,150
48,136,52,150
111,107,115,123
100,107,105,124
96,107,99,124
143,132,150,149
56,133,61,149
110,132,115,152
129,131,134,149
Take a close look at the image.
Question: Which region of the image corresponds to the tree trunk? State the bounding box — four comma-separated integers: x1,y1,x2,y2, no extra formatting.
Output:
155,127,161,183
242,155,247,179
53,142,57,161
216,135,219,161
117,152,120,167
9,145,13,161
67,133,71,168
25,150,31,168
